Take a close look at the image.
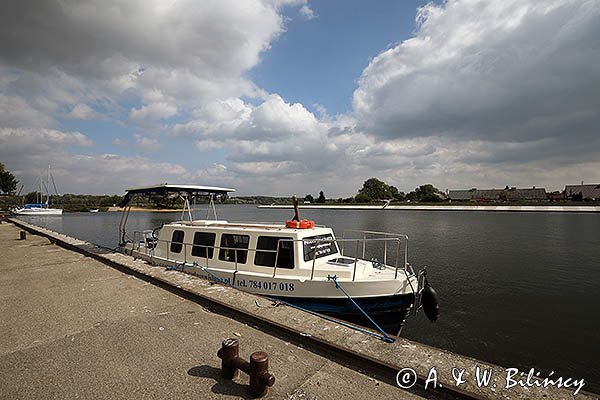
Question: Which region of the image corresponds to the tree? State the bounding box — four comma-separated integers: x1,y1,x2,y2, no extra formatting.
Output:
388,185,406,201
571,192,583,202
0,163,18,194
357,178,397,202
317,191,326,203
304,194,314,203
406,184,446,202
25,191,39,203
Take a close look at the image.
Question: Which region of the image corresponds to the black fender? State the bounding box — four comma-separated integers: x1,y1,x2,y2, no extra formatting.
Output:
421,283,440,322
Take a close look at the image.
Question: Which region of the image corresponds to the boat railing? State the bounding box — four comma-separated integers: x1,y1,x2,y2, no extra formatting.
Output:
341,229,410,279
128,230,411,282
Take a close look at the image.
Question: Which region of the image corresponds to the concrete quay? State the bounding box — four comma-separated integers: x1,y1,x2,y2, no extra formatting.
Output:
2,218,598,400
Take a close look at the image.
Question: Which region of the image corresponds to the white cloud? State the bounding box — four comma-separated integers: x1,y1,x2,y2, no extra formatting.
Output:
0,127,93,149
299,5,316,20
353,0,600,143
0,0,301,131
133,133,161,152
129,102,177,122
66,103,100,120
0,94,55,128
0,127,187,194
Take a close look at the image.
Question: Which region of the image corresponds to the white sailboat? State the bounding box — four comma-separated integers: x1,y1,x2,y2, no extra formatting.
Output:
13,165,63,216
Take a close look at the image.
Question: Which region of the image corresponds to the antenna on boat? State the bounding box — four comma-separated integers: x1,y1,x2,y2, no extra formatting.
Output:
292,195,300,222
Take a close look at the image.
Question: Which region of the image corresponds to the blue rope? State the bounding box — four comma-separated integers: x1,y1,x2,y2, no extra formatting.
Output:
165,261,186,271
327,275,394,343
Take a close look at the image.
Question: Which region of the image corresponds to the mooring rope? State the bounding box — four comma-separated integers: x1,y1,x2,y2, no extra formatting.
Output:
327,274,394,343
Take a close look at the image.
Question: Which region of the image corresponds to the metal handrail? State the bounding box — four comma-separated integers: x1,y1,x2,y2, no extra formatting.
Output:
128,231,411,281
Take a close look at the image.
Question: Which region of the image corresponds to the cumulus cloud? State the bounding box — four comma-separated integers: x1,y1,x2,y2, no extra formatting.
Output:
112,133,162,152
0,0,321,194
0,94,55,128
299,5,316,20
0,127,185,194
354,0,600,143
66,103,100,120
133,133,161,152
0,0,301,130
129,102,178,122
341,0,600,192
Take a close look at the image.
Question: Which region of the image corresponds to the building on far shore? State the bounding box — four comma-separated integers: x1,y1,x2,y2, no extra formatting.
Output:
564,184,600,200
449,187,547,202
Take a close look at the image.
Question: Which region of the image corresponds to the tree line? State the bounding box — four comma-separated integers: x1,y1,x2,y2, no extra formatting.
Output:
302,178,447,204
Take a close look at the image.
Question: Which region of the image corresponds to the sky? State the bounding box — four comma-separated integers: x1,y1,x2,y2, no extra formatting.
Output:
1,0,599,196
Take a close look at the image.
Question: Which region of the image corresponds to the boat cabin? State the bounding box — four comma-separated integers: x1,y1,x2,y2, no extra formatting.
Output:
151,220,356,280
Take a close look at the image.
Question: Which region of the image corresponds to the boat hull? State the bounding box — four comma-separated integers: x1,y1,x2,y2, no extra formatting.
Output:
14,208,63,215
273,293,414,334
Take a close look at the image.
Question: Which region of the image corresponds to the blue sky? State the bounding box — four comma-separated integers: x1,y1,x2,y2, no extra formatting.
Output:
251,0,433,115
1,0,599,196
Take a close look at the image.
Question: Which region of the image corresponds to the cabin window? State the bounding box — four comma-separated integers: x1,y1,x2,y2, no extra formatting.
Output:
192,232,216,259
303,234,338,262
255,236,295,269
219,234,250,264
170,230,185,254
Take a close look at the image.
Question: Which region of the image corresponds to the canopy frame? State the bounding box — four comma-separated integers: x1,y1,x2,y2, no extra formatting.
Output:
118,183,235,246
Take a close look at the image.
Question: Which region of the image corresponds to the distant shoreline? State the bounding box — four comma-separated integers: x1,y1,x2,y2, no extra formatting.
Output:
257,204,600,213
106,206,185,213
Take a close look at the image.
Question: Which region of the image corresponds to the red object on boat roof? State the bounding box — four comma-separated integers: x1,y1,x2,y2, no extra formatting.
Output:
285,219,315,229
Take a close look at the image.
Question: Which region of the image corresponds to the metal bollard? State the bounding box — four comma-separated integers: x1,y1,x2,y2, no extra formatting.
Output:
19,230,26,240
218,338,240,379
217,338,275,398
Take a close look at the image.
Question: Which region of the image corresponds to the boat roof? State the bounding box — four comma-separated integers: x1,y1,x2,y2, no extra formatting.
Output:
165,220,331,236
124,183,235,195
119,183,235,207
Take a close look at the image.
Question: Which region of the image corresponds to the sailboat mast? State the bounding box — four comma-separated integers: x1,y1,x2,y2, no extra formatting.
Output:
38,174,42,204
47,165,51,205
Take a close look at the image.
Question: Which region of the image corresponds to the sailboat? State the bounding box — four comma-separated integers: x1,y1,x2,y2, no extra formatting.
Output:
13,165,63,216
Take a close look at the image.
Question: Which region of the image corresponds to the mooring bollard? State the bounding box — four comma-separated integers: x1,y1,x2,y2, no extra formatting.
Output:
217,338,275,398
19,230,26,240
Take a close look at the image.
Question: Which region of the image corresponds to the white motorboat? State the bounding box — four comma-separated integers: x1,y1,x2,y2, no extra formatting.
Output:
118,184,439,334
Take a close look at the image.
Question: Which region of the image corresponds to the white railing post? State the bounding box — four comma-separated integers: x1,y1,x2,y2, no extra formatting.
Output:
272,242,280,278
362,232,366,258
384,238,388,266
353,239,359,281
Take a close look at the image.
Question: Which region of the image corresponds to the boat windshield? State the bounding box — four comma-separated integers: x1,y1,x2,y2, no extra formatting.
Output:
303,234,338,262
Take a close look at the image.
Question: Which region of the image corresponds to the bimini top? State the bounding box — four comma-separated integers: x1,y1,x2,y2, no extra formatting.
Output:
119,183,235,207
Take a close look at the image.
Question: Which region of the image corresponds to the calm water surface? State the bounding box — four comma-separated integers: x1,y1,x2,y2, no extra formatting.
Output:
18,205,600,391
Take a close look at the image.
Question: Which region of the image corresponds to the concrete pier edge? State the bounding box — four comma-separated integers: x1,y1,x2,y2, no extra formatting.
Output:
7,217,598,400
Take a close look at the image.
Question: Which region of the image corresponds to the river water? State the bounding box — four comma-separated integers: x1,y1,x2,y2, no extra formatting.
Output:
16,205,600,392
